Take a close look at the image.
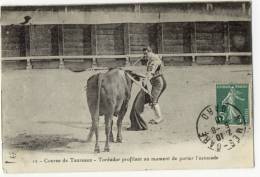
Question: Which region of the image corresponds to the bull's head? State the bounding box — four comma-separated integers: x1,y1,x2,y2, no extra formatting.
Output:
124,70,151,98
125,70,145,82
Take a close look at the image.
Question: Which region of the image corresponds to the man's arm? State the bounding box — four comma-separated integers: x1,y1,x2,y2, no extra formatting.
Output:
222,92,231,105
146,59,160,79
235,95,245,101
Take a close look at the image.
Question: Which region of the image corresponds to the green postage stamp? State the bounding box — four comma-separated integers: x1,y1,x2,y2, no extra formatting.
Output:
1,0,254,173
216,84,250,125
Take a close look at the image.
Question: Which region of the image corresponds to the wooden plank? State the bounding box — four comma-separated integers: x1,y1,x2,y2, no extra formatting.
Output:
157,23,163,54
196,23,224,32
194,22,198,53
163,23,193,53
64,25,92,55
164,46,184,53
96,30,123,35
63,50,84,56
58,25,64,55
29,25,54,56
2,26,25,57
63,49,84,55
242,3,246,14
227,22,231,52
164,40,184,46
97,24,122,29
129,23,159,34
64,35,85,41
130,39,149,45
164,33,184,40
91,25,97,55
64,43,84,48
123,23,130,65
223,23,228,53
2,43,21,49
96,35,123,41
58,24,65,68
30,49,52,56
130,34,149,40
25,25,31,57
196,39,223,44
130,45,148,52
190,22,196,53
2,51,21,57
96,41,124,49
161,23,164,54
95,24,124,55
1,36,21,43
82,26,92,56
63,48,84,52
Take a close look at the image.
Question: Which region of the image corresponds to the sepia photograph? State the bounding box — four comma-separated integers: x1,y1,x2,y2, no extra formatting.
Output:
1,0,254,173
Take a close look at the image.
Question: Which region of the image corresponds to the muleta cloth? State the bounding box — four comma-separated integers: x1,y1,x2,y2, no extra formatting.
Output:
127,75,167,130
127,84,151,131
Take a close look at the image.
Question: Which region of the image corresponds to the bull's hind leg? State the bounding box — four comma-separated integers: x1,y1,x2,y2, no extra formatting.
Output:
86,126,94,142
117,104,128,143
104,114,113,152
93,119,100,153
88,110,100,152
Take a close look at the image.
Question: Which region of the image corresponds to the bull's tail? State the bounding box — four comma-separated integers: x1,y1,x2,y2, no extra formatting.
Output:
86,73,103,142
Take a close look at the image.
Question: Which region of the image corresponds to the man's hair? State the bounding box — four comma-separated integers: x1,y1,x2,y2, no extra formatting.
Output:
143,46,152,52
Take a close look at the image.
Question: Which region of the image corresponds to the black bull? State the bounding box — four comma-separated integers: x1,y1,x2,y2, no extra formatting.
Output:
86,68,142,153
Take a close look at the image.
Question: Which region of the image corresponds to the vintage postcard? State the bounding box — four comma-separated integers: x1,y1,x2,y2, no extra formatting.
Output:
1,0,254,173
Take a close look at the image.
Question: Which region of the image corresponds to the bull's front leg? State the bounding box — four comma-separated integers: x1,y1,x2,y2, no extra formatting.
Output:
104,115,112,152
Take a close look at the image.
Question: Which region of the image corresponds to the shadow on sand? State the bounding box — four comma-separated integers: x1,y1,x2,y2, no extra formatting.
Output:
38,120,90,129
6,133,85,151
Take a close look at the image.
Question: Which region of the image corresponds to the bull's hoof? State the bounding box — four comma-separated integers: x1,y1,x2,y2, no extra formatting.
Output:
94,149,100,153
109,137,114,142
104,147,110,152
109,133,115,142
116,138,122,143
94,146,100,153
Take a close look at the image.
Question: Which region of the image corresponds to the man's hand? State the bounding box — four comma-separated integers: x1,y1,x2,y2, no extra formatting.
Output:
141,77,149,86
146,72,152,80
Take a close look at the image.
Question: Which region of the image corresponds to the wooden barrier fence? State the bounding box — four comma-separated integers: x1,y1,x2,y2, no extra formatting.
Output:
1,52,252,70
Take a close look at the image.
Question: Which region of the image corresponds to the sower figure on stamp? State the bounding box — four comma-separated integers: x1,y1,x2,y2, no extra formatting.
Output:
142,47,167,124
221,86,245,123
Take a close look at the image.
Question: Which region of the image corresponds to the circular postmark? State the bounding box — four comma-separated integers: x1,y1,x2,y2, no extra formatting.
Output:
196,104,246,152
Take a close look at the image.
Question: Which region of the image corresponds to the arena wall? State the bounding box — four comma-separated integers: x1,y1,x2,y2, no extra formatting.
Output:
1,2,252,70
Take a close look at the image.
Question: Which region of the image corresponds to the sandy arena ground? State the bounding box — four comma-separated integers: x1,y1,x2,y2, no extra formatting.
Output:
1,65,254,172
